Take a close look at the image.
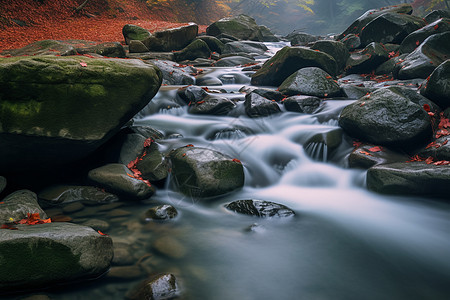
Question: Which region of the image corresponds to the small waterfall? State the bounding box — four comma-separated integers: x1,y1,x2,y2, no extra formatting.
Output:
304,141,329,162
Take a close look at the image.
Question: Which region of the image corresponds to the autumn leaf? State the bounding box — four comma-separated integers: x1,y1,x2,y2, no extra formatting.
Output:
423,104,431,112
368,146,382,152
98,230,108,236
232,158,241,163
425,156,434,164
79,61,88,67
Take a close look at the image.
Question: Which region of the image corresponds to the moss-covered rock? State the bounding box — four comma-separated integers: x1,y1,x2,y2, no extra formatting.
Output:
143,23,198,52
0,222,113,292
169,146,244,198
173,39,211,62
206,14,263,41
311,40,350,72
122,24,152,45
0,56,162,171
251,46,337,87
196,35,225,54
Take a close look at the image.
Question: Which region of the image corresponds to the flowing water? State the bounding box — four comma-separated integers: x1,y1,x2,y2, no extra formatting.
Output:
13,43,450,299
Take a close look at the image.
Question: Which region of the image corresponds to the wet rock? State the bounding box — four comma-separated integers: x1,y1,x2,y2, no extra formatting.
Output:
258,25,279,42
176,85,208,105
150,59,196,85
345,42,390,74
122,24,151,45
127,52,174,61
135,142,169,182
113,133,149,165
128,40,149,53
206,14,264,41
278,67,341,97
1,40,77,56
340,84,374,99
251,46,337,86
367,161,450,198
143,204,178,221
213,55,255,67
74,41,126,58
218,72,251,84
143,23,198,51
394,32,450,79
223,41,268,56
173,39,212,62
88,164,155,200
181,58,215,67
126,273,180,300
112,244,136,266
106,208,132,218
418,135,450,161
0,222,113,292
284,31,318,46
245,92,281,117
375,53,409,75
303,128,343,161
338,88,432,151
38,185,119,207
80,219,110,232
359,12,425,47
243,87,284,102
399,18,450,54
283,95,322,114
0,190,47,224
225,199,295,218
196,35,225,54
0,56,162,172
420,60,450,109
339,34,361,50
0,176,6,194
245,223,266,233
107,265,143,280
424,9,450,23
169,146,244,198
188,95,236,115
336,4,413,41
153,236,186,259
311,40,350,72
193,75,223,86
348,145,409,169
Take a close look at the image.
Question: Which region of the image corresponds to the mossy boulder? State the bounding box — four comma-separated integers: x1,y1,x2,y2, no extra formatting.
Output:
122,24,152,45
0,56,162,171
196,35,225,54
173,39,212,62
0,222,113,291
1,40,77,56
251,46,337,87
169,146,244,198
206,14,263,41
311,40,350,72
143,23,198,52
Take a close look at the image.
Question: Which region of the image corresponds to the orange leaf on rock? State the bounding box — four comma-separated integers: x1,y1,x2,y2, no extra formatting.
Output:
79,61,87,67
98,230,108,236
368,146,382,152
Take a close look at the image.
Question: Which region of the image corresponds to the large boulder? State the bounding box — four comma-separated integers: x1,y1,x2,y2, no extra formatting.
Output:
143,23,198,52
0,56,162,172
420,60,450,109
336,4,413,40
311,40,350,72
338,88,433,151
278,67,341,97
399,18,450,54
206,14,263,41
223,41,268,56
345,42,390,74
0,222,113,292
245,92,281,117
424,9,450,23
284,31,319,46
168,146,244,198
251,46,337,87
359,12,426,47
173,39,212,62
394,32,450,79
150,59,196,85
367,161,450,197
258,25,279,42
122,24,151,45
0,190,47,224
196,35,225,54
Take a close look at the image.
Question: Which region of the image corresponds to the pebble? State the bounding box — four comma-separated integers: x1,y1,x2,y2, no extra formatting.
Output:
152,236,187,259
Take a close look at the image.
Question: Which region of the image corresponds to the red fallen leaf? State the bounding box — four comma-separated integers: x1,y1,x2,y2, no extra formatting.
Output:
182,153,186,157
359,101,366,107
436,129,450,138
98,230,108,236
425,156,434,164
324,93,328,97
1,224,18,230
368,146,382,152
407,155,424,162
143,137,153,148
439,115,450,128
423,104,431,112
196,100,205,105
442,140,448,146
416,40,420,46
185,144,194,147
0,202,4,204
79,61,87,67
434,160,450,165
353,141,362,148
232,158,241,163
434,24,439,30
359,150,373,156
325,75,332,79
18,213,52,225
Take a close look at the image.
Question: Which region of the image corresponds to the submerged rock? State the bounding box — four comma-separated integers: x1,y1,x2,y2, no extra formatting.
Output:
169,146,244,198
0,190,47,224
143,204,178,221
38,185,118,207
126,273,180,300
225,199,295,218
0,222,113,292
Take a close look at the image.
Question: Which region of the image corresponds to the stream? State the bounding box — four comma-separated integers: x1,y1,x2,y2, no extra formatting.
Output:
15,43,450,300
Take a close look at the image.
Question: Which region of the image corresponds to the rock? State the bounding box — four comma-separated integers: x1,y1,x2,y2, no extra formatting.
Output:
127,52,174,61
176,85,208,105
196,35,225,54
283,95,322,114
251,46,337,86
0,56,162,172
245,92,281,117
223,41,268,56
74,41,126,58
303,128,343,161
1,40,77,56
284,31,318,46
106,208,132,218
0,176,6,194
107,266,143,280
80,219,110,232
375,53,409,75
143,23,198,51
173,39,212,62
348,144,409,169
126,273,180,300
143,204,178,221
258,25,279,42
135,142,169,182
338,88,433,151
0,190,47,224
112,244,136,266
88,164,155,200
188,95,236,115
213,55,255,67
367,161,450,197
359,12,425,47
420,60,450,109
243,87,284,102
336,4,413,41
339,34,361,50
424,9,450,23
418,135,450,161
340,84,374,99
400,18,450,54
206,14,263,41
128,40,150,53
345,42,390,74
150,59,196,85
218,72,251,84
38,185,119,207
0,222,113,291
394,32,450,79
169,146,244,198
153,236,186,259
311,40,350,72
122,24,151,45
196,76,223,86
225,199,295,218
278,67,341,97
